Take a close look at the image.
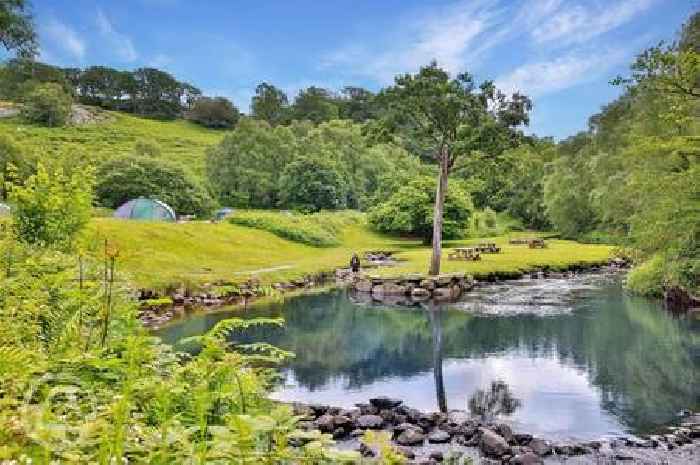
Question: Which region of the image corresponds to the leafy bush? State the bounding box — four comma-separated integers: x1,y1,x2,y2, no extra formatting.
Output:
229,210,362,246
21,82,72,126
95,156,215,217
0,133,35,199
368,176,473,243
278,156,348,212
186,96,240,128
9,162,93,248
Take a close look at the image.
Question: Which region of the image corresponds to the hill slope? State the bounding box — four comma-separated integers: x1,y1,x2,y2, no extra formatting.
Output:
0,109,224,180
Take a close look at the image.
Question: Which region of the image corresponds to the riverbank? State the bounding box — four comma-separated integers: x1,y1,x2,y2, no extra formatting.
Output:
290,398,700,465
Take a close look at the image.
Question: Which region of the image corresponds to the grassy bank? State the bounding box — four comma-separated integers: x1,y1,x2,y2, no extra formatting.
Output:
90,213,613,289
0,111,223,180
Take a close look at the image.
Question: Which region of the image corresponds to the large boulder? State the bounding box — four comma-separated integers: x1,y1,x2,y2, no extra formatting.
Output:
432,287,452,300
528,438,553,456
428,430,451,443
372,283,408,296
494,423,515,444
396,427,426,446
369,396,403,409
314,414,335,433
511,452,544,465
356,414,384,429
479,428,511,457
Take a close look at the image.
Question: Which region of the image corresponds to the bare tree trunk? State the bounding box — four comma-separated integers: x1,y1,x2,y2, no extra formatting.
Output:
429,150,449,276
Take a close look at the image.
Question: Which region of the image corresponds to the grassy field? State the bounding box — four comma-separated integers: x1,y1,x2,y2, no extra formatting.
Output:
0,111,223,180
89,213,613,289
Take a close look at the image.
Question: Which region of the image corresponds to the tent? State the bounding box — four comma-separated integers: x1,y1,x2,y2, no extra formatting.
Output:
214,207,234,221
0,203,10,217
113,197,176,221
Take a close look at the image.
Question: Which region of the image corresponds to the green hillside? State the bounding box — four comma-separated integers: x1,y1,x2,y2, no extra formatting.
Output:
0,110,224,180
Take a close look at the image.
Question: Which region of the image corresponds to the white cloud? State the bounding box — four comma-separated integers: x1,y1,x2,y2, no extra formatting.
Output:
321,0,512,83
495,48,628,97
44,19,86,61
531,0,655,46
96,9,138,62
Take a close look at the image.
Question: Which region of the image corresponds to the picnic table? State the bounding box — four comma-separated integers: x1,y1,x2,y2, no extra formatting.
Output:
475,242,501,253
528,238,546,248
448,247,481,261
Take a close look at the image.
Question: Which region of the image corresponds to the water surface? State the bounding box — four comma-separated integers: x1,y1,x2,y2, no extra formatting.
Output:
156,273,699,440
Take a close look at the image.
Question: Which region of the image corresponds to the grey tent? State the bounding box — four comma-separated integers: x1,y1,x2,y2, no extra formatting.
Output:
113,198,176,221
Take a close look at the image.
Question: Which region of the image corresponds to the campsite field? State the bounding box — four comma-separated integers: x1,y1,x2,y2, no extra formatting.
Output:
90,212,613,289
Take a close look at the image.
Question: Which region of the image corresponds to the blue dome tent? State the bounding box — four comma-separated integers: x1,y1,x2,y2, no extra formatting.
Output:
113,197,176,221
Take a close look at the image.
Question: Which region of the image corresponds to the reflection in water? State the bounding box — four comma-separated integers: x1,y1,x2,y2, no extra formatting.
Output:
156,273,699,439
468,380,521,420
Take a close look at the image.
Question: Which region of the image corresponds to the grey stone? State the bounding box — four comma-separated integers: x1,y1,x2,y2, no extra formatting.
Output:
479,427,510,457
356,414,384,429
511,452,544,465
394,445,415,459
396,428,426,446
369,396,403,409
528,438,552,456
314,414,335,433
428,430,451,443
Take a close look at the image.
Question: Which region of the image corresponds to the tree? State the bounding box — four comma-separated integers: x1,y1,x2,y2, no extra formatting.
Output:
0,0,37,57
278,156,347,212
0,58,70,100
21,82,72,126
337,86,376,122
95,156,214,217
251,82,289,126
186,96,239,128
368,176,472,244
131,67,185,119
374,62,530,275
0,133,34,199
9,162,93,248
291,86,339,123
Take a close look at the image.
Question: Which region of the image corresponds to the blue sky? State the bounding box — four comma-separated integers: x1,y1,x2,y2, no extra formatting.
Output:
33,0,692,139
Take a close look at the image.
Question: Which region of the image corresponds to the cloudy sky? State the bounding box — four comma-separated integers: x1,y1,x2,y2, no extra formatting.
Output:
32,0,692,138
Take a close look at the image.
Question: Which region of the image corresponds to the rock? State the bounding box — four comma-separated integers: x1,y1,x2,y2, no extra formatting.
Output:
429,450,444,462
432,287,452,300
396,428,426,446
420,279,436,290
394,446,415,459
314,414,335,433
356,414,384,429
495,423,515,444
514,433,533,445
309,404,329,416
354,279,373,293
479,427,510,457
411,287,431,299
372,283,408,296
369,396,403,409
428,430,451,443
350,429,364,437
527,438,552,456
447,410,470,425
333,415,351,429
332,427,346,439
358,442,376,457
511,452,544,465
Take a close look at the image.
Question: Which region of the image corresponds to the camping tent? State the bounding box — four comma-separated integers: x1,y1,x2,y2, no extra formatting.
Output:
0,203,10,217
113,197,176,221
214,207,234,221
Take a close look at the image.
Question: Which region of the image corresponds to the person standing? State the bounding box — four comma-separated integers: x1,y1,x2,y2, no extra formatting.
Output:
350,253,360,273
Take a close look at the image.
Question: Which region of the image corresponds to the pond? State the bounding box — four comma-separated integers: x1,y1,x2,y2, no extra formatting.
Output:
155,272,699,440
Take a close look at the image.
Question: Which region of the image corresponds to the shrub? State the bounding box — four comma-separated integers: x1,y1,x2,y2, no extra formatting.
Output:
95,156,215,217
21,82,72,127
229,210,362,246
278,156,347,212
187,96,240,128
9,162,93,248
368,176,473,243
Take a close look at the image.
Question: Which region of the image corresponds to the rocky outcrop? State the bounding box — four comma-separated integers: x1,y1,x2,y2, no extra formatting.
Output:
351,273,474,303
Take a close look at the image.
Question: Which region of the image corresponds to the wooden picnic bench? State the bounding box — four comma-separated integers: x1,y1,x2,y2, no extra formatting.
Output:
528,238,546,248
475,242,501,253
448,247,481,261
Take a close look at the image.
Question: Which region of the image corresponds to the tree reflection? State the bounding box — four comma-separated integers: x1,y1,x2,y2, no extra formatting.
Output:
468,380,521,420
427,305,447,412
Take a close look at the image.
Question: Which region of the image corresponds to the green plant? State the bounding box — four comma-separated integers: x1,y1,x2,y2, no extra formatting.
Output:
9,162,93,249
21,82,72,127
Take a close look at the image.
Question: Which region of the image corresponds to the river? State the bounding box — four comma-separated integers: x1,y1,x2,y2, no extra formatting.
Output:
155,271,699,441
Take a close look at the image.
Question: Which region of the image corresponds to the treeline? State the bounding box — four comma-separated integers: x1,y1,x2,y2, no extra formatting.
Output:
540,14,700,298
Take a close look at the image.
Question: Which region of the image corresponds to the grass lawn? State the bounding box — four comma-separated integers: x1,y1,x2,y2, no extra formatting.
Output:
0,111,224,181
90,215,613,289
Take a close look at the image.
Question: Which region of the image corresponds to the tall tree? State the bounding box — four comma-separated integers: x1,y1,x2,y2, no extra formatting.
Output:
251,82,288,125
291,86,339,123
0,0,37,57
375,62,530,275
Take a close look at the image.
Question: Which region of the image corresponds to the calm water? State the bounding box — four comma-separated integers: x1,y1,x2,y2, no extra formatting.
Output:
155,273,699,440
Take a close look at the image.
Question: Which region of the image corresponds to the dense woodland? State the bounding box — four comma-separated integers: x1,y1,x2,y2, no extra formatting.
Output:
0,0,698,462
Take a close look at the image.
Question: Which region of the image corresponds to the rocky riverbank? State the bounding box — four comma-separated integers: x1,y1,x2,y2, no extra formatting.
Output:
290,398,700,464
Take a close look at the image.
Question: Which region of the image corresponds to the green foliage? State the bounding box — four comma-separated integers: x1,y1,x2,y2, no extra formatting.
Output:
229,210,363,247
21,82,72,127
9,162,93,248
250,82,289,126
279,156,348,212
95,155,215,217
291,86,339,123
368,176,473,243
0,132,34,199
0,0,37,57
186,96,239,129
